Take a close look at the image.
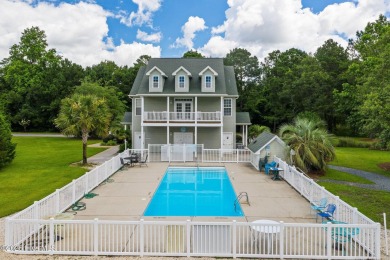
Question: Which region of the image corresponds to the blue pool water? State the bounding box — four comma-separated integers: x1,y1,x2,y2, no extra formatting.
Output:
144,167,243,217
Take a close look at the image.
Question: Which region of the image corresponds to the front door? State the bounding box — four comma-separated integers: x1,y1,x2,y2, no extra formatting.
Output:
175,100,192,120
134,132,142,149
223,132,233,150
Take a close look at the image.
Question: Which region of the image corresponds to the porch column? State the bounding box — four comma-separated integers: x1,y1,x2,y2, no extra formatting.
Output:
195,126,197,145
141,97,144,150
242,126,244,147
167,96,170,123
195,96,198,145
245,125,248,146
220,97,224,150
167,126,169,144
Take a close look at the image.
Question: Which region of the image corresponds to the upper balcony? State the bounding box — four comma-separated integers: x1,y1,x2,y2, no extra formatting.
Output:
143,111,221,123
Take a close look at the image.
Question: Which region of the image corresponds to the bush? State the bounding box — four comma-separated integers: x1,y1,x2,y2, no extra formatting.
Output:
0,113,16,168
334,137,372,148
102,134,115,143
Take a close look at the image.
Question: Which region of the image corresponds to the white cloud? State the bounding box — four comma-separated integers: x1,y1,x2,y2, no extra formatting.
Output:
173,16,207,49
119,0,161,27
0,0,161,67
136,29,162,43
200,0,390,59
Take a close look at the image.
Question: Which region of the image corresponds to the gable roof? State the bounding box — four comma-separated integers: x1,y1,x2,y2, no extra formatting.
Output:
121,112,132,124
130,58,238,96
199,66,218,76
247,132,285,153
236,112,251,125
172,66,192,77
145,66,167,77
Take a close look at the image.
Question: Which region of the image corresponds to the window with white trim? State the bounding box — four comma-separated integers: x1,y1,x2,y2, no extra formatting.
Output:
205,75,212,88
224,98,232,116
153,76,159,88
179,76,185,88
135,98,141,116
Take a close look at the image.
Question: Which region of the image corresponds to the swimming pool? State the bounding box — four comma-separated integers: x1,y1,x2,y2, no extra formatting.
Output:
144,167,243,217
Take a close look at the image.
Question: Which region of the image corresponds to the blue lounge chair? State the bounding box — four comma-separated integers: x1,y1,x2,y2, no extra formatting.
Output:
310,197,328,214
317,203,336,222
265,161,277,175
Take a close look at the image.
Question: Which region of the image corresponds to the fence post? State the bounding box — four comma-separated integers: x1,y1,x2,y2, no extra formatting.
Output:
5,217,11,248
326,222,332,258
335,196,340,220
186,220,191,257
55,189,60,213
352,207,358,224
232,220,237,258
375,222,381,259
85,172,89,194
236,150,239,163
33,201,39,219
72,180,76,203
279,221,284,258
49,218,54,255
201,144,204,163
94,218,99,256
140,219,144,257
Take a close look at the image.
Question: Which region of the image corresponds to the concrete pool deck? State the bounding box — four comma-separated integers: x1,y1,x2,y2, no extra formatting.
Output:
73,162,316,224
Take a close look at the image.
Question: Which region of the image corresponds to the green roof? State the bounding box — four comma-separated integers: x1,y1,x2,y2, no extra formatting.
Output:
121,112,132,124
236,112,251,125
247,132,277,153
130,58,238,96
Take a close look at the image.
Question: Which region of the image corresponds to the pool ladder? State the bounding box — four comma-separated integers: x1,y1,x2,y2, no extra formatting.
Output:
234,192,250,211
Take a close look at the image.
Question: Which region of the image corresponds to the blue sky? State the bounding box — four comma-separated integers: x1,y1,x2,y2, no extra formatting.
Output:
1,0,389,66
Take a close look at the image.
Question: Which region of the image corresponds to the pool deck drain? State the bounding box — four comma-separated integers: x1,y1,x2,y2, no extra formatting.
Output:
73,162,317,224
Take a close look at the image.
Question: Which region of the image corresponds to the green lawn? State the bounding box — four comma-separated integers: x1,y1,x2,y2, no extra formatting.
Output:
318,182,390,225
330,147,390,176
0,137,106,217
320,146,390,225
322,168,374,184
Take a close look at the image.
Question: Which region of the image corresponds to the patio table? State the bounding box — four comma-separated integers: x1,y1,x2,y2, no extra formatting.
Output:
251,219,280,253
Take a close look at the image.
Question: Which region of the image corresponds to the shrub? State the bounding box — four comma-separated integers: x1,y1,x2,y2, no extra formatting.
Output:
0,113,16,168
102,134,115,143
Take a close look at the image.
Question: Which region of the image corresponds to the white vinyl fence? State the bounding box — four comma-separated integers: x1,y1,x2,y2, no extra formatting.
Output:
4,148,381,259
6,219,380,259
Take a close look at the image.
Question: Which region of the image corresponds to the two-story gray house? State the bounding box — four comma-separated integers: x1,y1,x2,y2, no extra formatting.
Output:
124,58,251,150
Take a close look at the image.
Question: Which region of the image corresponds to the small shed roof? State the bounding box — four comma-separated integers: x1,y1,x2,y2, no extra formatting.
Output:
121,112,132,125
236,112,251,125
247,132,284,153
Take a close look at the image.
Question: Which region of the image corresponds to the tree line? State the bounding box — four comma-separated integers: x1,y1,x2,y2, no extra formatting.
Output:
0,15,389,150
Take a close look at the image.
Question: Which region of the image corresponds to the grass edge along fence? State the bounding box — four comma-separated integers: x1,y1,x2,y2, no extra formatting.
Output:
4,150,381,259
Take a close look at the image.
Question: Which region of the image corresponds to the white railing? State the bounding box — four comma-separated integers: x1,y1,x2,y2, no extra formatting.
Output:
274,156,375,226
5,219,380,259
143,111,221,122
4,149,382,259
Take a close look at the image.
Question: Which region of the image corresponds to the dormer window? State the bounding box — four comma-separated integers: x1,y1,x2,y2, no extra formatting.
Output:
179,76,185,88
205,76,212,88
153,76,159,88
199,66,218,92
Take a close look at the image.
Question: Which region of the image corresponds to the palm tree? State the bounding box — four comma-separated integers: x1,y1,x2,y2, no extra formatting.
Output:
248,125,271,140
55,94,111,164
279,117,335,173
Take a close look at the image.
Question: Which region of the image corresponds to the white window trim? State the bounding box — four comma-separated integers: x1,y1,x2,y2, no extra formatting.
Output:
135,98,141,116
224,98,232,116
153,75,159,88
179,76,185,88
205,75,212,88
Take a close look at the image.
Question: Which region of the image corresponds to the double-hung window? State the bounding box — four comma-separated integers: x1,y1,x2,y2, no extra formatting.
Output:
205,76,212,88
224,98,232,116
135,98,141,116
179,76,185,88
153,76,159,88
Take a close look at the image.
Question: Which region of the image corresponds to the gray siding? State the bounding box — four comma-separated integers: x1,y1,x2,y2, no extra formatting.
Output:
197,97,220,112
223,98,236,145
144,97,167,111
197,127,220,149
175,71,190,92
258,140,287,161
